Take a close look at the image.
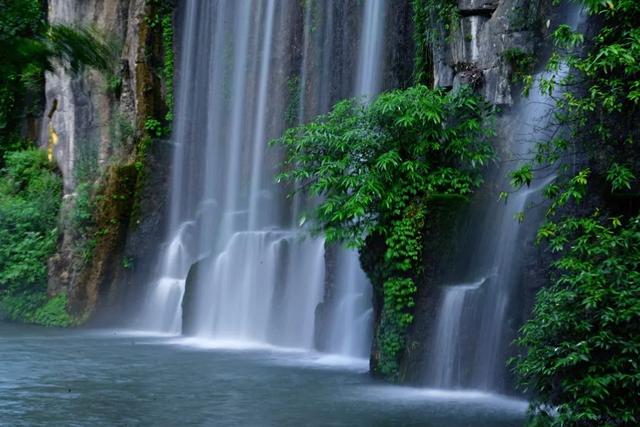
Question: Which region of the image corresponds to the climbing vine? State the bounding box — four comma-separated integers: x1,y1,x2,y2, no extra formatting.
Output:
161,11,174,123
273,85,493,379
131,0,175,222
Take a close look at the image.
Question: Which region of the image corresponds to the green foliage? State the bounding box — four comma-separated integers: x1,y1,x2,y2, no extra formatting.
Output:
514,214,640,427
275,85,493,247
0,291,46,322
145,0,175,126
122,256,133,269
144,118,164,138
129,0,175,224
286,75,301,127
274,85,493,378
502,48,536,83
2,292,73,327
0,1,114,325
0,148,69,326
0,149,60,288
161,14,174,123
33,293,73,327
106,74,123,96
511,1,640,425
527,0,640,200
411,0,431,85
44,25,118,75
72,182,98,263
0,0,44,161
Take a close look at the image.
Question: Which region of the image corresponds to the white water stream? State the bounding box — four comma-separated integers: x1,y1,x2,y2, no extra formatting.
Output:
425,3,586,391
138,0,391,359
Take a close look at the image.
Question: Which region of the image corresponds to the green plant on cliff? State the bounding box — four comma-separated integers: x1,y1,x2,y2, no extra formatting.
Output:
129,0,175,224
161,11,174,123
0,149,68,324
515,214,640,427
511,1,640,425
145,0,175,127
501,48,536,84
273,85,493,378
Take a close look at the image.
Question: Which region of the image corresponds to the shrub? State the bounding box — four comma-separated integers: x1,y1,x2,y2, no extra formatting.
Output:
0,148,66,325
514,215,640,426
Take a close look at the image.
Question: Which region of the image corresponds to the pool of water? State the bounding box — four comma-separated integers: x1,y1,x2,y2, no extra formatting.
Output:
0,323,527,426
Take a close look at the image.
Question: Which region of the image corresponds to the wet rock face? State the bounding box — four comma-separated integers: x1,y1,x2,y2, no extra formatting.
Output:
42,0,170,320
434,0,541,105
43,0,143,192
458,0,501,13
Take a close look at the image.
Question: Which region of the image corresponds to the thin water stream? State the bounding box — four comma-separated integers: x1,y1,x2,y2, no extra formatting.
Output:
424,2,586,391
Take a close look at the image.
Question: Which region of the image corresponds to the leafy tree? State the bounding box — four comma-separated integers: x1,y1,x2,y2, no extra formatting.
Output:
273,85,493,378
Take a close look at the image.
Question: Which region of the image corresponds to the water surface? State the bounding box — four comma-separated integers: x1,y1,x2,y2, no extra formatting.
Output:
0,323,526,426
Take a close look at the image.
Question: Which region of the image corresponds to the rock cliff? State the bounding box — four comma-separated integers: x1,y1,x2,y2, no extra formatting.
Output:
42,0,171,321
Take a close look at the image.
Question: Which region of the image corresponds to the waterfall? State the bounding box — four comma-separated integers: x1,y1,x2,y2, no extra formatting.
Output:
424,3,586,391
137,0,398,358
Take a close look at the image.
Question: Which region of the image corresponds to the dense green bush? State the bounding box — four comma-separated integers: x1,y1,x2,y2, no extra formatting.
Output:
274,85,493,378
512,1,640,425
515,215,640,426
0,149,71,325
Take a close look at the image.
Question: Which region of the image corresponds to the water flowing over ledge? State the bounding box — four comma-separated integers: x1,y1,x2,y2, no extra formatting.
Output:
136,0,390,359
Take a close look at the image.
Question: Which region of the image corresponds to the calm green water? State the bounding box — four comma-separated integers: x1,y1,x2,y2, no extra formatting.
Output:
0,323,526,426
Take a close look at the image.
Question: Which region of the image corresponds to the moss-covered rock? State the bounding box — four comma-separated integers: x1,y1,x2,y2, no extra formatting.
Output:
68,163,137,317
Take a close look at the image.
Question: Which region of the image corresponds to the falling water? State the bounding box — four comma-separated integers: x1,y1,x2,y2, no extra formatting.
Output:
355,0,387,97
321,0,388,358
137,0,397,357
425,3,585,391
428,278,486,388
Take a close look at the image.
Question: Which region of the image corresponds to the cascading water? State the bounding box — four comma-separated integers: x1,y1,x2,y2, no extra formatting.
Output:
138,0,398,358
424,3,585,391
427,278,487,388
